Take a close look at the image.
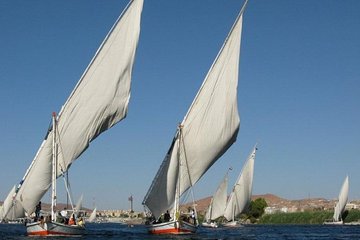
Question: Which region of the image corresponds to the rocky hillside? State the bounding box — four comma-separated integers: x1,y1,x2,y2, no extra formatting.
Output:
183,193,340,214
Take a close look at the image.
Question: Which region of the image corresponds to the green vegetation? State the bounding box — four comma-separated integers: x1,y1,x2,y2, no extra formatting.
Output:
246,198,268,223
259,211,332,224
258,209,360,224
341,209,360,223
198,196,360,225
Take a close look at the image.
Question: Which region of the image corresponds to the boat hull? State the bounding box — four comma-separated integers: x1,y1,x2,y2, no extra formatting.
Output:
223,221,240,227
201,221,218,228
147,220,197,234
26,221,85,236
323,220,343,225
345,221,360,225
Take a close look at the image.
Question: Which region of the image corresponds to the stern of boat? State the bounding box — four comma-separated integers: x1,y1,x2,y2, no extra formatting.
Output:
147,219,197,234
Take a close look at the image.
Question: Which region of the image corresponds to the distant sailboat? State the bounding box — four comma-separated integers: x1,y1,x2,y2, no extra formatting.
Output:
75,195,84,214
0,185,25,223
324,175,349,225
223,146,256,227
201,169,230,228
142,0,248,235
1,0,143,235
87,208,97,223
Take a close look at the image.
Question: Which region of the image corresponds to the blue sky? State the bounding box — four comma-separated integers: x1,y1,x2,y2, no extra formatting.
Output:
1,0,359,211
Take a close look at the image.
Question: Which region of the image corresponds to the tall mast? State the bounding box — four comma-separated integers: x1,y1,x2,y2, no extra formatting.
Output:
51,112,57,221
174,126,181,220
66,171,69,209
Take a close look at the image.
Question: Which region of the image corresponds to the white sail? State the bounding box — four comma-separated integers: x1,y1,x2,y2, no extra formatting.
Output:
143,1,247,219
5,0,143,216
224,146,256,221
205,172,229,221
333,176,349,222
0,185,25,221
75,194,84,213
88,208,97,223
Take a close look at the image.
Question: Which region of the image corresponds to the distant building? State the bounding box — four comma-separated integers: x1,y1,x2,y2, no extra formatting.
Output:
346,203,358,210
264,207,277,214
280,207,288,213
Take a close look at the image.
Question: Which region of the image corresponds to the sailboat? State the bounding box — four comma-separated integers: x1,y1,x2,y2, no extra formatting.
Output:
324,175,349,225
142,0,248,235
0,185,26,223
1,0,143,235
74,194,84,214
223,146,256,227
201,169,230,228
87,208,97,223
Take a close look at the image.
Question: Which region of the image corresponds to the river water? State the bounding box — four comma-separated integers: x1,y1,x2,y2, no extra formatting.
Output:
1,223,360,239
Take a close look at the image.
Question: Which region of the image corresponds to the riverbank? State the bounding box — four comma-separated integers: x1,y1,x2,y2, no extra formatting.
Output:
259,209,360,224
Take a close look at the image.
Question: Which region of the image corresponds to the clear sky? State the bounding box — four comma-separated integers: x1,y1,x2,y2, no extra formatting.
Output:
1,0,359,211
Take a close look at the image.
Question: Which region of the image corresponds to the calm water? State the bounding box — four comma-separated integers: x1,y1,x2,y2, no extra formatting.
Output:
1,223,360,240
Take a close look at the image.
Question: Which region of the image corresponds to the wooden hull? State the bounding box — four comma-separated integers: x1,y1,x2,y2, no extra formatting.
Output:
26,221,85,236
147,220,197,234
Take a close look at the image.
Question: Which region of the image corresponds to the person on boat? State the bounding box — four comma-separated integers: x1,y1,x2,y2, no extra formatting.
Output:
77,217,84,227
60,207,67,217
180,212,189,223
68,213,76,225
60,207,69,224
164,210,171,222
56,211,65,223
35,201,41,221
190,209,196,225
39,216,45,227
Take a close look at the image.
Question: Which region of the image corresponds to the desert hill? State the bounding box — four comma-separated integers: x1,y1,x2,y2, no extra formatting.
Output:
183,193,339,214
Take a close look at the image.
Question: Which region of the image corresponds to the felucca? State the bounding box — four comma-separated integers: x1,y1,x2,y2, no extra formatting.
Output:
142,0,248,234
323,176,349,225
223,146,256,227
202,169,230,228
0,0,143,235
